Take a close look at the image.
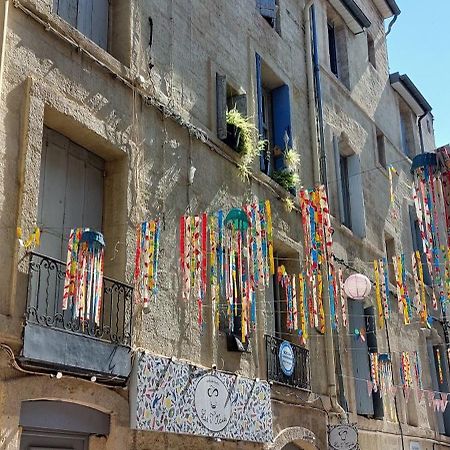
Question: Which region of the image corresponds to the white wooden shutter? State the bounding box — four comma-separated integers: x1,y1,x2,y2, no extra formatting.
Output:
54,0,78,27
38,128,68,259
216,74,227,140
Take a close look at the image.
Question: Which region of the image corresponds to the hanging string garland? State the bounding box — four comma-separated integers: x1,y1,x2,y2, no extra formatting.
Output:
299,186,337,334
62,228,105,325
178,200,275,337
134,220,161,309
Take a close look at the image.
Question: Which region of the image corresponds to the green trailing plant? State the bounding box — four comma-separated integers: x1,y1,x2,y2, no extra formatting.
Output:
226,108,266,181
272,146,301,192
283,197,295,212
272,170,300,192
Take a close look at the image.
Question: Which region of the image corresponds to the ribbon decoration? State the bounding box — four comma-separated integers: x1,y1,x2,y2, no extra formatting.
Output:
393,255,410,325
17,226,41,249
369,352,379,392
401,351,413,392
388,166,398,204
298,272,308,343
62,229,105,325
299,186,336,334
373,260,384,329
179,201,274,339
437,348,444,384
338,268,348,329
134,220,161,309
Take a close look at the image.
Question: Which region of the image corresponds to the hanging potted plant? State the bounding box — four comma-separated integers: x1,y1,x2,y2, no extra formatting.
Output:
272,147,301,195
225,108,253,154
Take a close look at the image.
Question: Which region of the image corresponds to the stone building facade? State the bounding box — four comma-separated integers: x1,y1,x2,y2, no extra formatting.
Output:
0,0,448,449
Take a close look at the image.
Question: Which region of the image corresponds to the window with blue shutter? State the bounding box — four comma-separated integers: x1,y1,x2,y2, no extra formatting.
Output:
53,0,109,50
256,54,293,183
257,0,276,22
272,84,291,171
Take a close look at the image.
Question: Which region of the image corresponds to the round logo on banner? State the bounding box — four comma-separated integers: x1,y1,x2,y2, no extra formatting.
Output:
194,374,232,432
328,424,358,450
279,341,295,376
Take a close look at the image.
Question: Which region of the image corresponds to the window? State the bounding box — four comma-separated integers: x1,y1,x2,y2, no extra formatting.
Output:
256,0,280,32
38,127,104,261
53,0,109,50
328,22,339,77
216,73,247,151
255,54,292,178
367,34,376,68
327,16,350,89
349,302,383,418
376,129,386,169
384,235,396,286
340,154,352,229
399,100,416,158
333,135,366,237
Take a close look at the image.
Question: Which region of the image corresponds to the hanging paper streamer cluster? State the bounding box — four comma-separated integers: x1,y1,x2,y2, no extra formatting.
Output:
134,220,161,308
180,213,208,328
400,351,413,393
63,229,105,325
373,259,390,328
299,186,340,333
412,154,448,312
179,201,275,339
392,255,412,325
276,266,309,344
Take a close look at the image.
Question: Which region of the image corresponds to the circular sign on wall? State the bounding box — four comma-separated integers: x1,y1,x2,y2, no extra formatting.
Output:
279,341,295,376
328,424,358,450
194,374,232,432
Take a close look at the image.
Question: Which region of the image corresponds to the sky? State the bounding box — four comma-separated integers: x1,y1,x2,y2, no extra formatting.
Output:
387,0,450,147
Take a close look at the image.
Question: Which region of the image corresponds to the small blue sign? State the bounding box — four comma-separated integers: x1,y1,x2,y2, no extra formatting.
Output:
279,341,295,376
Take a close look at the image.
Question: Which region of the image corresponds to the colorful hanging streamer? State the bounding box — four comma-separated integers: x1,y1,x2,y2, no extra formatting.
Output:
134,220,161,308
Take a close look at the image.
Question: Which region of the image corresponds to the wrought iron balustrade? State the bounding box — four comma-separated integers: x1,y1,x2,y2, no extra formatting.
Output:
265,335,311,390
26,252,133,346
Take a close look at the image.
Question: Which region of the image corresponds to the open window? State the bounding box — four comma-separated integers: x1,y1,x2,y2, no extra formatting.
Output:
333,135,366,237
53,0,109,50
326,10,350,89
255,54,293,182
399,99,416,158
376,128,386,169
256,0,280,32
349,301,383,418
271,248,301,341
216,73,247,152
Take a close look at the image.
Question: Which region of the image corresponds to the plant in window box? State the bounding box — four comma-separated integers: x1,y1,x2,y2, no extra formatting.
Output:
272,147,301,194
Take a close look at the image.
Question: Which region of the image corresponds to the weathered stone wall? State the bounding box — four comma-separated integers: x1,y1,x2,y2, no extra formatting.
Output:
0,0,446,449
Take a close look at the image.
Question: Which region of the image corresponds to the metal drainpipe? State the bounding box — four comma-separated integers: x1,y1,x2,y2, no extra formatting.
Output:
418,112,427,154
305,0,347,419
385,13,399,37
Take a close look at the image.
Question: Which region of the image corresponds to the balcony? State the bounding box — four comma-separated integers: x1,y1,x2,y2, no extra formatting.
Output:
265,335,311,391
19,252,133,384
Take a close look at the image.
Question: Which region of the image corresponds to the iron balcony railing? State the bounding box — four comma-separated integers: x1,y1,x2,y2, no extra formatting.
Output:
26,252,133,346
265,334,311,391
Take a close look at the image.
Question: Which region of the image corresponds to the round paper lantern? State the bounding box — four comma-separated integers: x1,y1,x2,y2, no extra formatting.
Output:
343,273,371,300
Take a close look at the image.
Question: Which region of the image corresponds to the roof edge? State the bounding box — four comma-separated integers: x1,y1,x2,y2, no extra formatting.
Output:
390,72,432,115
340,0,372,30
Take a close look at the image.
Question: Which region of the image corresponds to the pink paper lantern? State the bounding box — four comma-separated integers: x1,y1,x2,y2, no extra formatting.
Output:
343,273,372,300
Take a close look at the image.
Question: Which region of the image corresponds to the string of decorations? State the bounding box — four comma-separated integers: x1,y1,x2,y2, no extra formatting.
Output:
179,200,275,340
62,228,105,325
134,220,161,309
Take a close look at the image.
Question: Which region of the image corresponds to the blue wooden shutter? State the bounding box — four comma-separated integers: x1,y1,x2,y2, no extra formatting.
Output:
272,84,292,171
257,0,276,19
256,53,266,172
91,0,109,50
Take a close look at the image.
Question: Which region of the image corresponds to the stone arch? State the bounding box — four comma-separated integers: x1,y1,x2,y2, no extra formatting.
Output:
266,426,319,450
